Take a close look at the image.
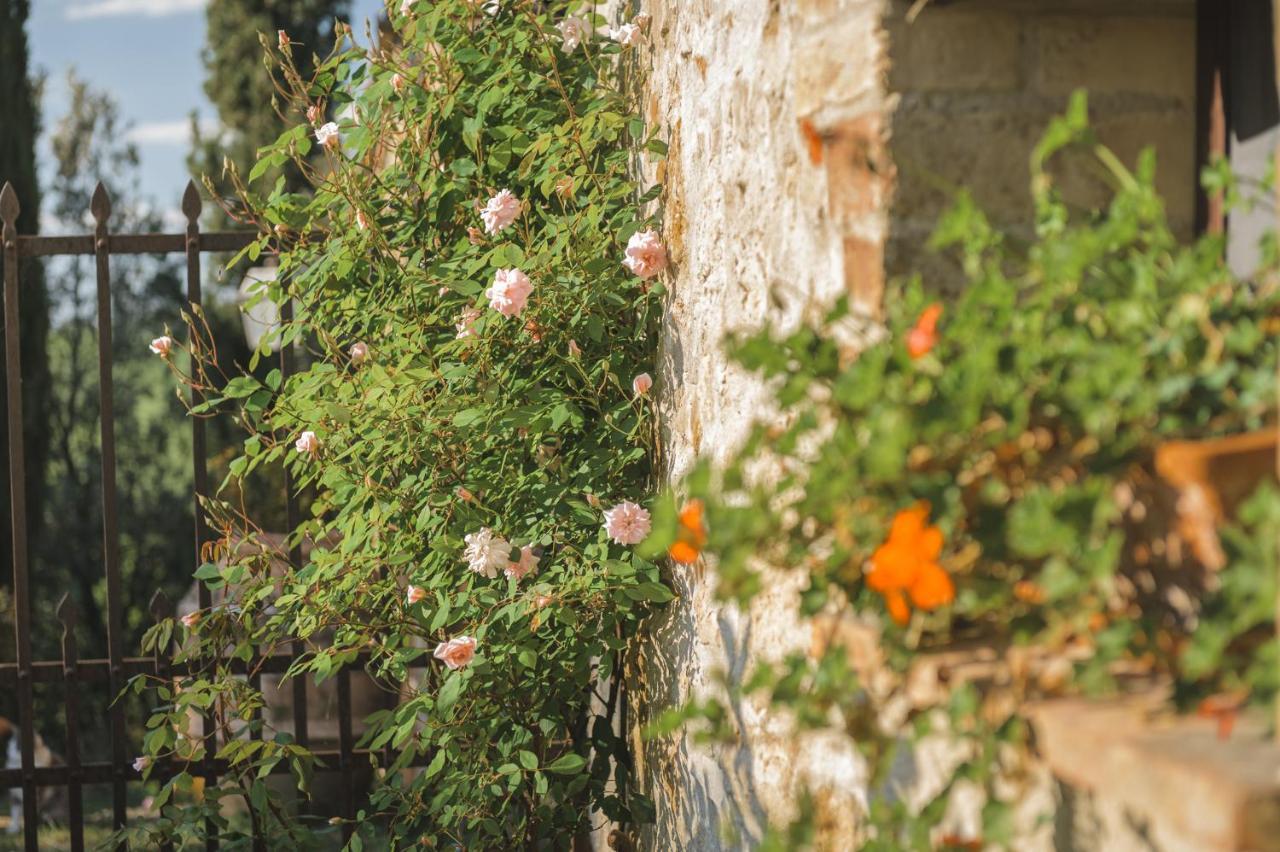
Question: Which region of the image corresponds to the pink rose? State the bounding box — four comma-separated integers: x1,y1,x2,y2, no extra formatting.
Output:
622,229,667,279
132,756,150,774
180,611,200,629
277,29,289,49
391,73,406,93
610,22,642,47
632,373,653,396
355,209,370,230
556,16,585,52
315,122,340,149
480,189,521,235
464,528,512,578
349,342,369,364
433,635,477,670
568,339,582,358
457,487,475,502
455,307,482,339
295,431,320,455
406,584,427,605
486,268,533,317
505,545,539,582
306,105,321,125
149,335,174,358
534,594,553,609
603,501,652,545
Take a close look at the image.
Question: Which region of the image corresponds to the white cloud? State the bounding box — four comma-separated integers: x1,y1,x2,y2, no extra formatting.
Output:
126,119,217,146
65,0,205,20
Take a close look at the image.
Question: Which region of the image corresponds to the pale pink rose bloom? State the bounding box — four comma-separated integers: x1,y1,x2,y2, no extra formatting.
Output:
180,611,200,629
149,335,174,357
406,584,427,605
391,73,406,93
534,594,553,609
315,122,340,149
632,372,653,396
132,756,150,773
603,501,652,545
463,528,512,578
306,105,321,125
568,339,582,358
355,209,370,230
457,487,475,502
480,189,521,235
556,16,585,52
486,268,533,317
623,229,667,279
277,29,289,49
455,307,482,339
433,635,477,670
505,545,539,581
349,342,369,364
610,23,642,47
295,431,320,455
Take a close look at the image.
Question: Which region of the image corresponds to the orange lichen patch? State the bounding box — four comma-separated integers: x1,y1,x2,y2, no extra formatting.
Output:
799,117,824,166
866,504,954,625
906,303,943,359
668,499,707,565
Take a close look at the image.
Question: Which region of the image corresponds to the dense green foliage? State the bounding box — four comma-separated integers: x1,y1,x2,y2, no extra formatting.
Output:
126,2,667,847
193,0,349,227
648,94,1280,847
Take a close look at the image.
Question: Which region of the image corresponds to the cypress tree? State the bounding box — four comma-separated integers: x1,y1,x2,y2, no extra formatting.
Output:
0,0,52,615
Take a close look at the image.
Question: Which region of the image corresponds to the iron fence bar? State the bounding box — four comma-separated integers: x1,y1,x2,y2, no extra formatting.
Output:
57,595,86,852
15,231,257,258
280,298,311,821
1,181,40,852
91,182,130,834
338,668,355,840
0,649,429,683
0,747,429,789
149,591,176,852
182,180,221,852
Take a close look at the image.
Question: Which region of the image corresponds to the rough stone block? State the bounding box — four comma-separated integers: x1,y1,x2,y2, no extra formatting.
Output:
887,9,1022,93
1033,15,1195,100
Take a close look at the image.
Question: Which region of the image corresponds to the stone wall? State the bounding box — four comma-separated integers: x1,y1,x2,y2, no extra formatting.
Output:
886,0,1196,289
630,0,886,847
629,0,1203,848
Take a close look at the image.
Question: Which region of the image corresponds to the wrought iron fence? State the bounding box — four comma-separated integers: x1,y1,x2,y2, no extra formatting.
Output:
0,179,397,849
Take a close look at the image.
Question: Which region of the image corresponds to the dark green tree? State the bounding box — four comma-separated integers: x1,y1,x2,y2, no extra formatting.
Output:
0,0,52,640
191,0,350,222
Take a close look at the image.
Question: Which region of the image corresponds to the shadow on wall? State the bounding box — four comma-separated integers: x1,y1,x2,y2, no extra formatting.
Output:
632,582,770,850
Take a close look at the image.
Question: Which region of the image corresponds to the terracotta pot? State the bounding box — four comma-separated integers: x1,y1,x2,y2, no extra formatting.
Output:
1154,428,1278,570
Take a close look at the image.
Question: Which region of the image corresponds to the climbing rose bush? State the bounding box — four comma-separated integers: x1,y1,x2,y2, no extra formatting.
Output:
124,2,673,848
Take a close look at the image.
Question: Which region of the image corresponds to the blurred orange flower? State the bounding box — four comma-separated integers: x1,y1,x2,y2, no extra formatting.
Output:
906,303,943,359
668,499,707,565
867,504,954,625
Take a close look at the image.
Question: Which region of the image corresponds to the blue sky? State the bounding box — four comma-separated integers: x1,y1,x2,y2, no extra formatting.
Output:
28,0,383,226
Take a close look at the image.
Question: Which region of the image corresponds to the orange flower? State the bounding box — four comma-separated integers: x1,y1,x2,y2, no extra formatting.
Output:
906,303,943,359
866,504,954,625
668,499,707,565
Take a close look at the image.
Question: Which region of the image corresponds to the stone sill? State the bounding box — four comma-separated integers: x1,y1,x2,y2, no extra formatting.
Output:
1028,691,1280,852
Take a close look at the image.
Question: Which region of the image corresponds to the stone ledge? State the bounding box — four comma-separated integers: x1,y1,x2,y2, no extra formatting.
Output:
1029,693,1280,852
